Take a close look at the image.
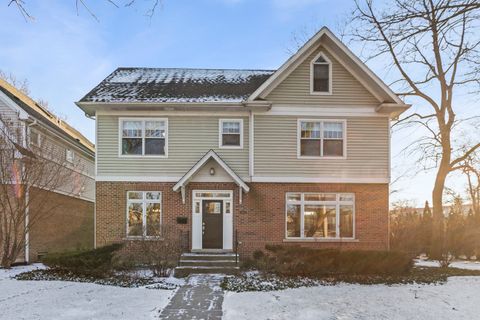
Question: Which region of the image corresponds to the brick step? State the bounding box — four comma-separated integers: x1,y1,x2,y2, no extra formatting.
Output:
180,253,239,261
174,266,240,278
179,259,238,267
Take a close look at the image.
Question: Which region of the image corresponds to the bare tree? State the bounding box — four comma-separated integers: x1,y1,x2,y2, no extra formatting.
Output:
459,151,480,215
0,70,29,96
0,114,87,268
349,0,480,257
7,0,162,21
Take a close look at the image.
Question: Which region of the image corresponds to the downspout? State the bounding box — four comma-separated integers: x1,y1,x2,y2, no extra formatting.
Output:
24,119,37,263
86,113,97,248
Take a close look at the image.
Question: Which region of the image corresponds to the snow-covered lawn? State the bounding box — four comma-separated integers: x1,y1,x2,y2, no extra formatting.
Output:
223,276,480,320
0,264,175,320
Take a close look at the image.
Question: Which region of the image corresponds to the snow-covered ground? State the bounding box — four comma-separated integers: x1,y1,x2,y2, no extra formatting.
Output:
223,276,480,320
0,264,175,320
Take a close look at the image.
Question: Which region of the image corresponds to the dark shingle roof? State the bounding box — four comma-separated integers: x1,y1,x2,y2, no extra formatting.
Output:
79,67,275,103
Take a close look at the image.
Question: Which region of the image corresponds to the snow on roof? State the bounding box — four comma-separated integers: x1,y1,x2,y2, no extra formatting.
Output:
80,67,275,103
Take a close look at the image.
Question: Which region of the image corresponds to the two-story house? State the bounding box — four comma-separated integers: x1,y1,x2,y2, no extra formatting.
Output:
77,27,409,258
0,79,95,263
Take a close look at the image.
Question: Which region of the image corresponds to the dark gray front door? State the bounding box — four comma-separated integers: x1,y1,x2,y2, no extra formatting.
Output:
202,200,223,249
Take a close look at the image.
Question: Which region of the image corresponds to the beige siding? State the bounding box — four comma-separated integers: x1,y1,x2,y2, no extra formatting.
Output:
254,115,389,179
265,46,379,105
97,115,249,178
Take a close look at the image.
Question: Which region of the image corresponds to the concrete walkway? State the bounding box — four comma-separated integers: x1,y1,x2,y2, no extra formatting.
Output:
159,274,224,319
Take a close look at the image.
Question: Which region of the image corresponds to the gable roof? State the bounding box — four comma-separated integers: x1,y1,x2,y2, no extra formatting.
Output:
0,78,95,155
248,27,405,106
79,68,274,104
173,150,249,193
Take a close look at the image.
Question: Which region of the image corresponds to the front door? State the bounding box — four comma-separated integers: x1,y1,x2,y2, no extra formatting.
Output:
202,200,223,249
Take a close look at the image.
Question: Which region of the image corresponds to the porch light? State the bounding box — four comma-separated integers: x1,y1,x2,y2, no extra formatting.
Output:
209,167,215,176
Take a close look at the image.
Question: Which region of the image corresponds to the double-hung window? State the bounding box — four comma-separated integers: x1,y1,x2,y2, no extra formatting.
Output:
219,119,243,148
126,191,162,238
311,52,332,94
120,119,167,156
299,120,345,158
66,148,75,163
286,193,354,239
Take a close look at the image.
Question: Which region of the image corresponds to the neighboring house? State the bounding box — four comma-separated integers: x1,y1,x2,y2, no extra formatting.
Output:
76,27,409,258
0,79,95,263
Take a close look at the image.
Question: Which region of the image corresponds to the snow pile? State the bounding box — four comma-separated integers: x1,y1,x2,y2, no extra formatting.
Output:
223,276,480,320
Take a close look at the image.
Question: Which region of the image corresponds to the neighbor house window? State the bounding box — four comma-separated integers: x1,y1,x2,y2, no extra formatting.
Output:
126,191,162,237
311,52,331,94
66,148,74,163
29,130,40,147
219,119,243,148
286,193,354,239
120,118,167,156
298,120,345,157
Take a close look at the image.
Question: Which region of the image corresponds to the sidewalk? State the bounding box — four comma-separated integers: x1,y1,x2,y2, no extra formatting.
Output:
159,274,224,319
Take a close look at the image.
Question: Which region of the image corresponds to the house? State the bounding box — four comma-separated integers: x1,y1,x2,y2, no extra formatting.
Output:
76,27,409,262
0,78,95,263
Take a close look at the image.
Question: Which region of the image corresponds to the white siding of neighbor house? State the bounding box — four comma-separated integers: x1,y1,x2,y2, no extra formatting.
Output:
265,45,380,106
0,95,95,202
253,115,389,180
96,115,249,178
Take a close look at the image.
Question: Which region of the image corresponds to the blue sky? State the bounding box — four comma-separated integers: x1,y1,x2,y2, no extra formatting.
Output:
0,0,470,206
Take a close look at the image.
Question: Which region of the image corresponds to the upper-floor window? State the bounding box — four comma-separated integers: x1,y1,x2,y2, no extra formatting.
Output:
29,130,40,147
298,120,345,158
120,118,168,157
219,119,243,148
66,148,75,163
310,52,332,94
126,191,162,238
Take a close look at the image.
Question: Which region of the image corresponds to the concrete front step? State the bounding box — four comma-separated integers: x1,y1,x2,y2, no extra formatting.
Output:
174,266,240,277
180,253,239,261
179,259,238,267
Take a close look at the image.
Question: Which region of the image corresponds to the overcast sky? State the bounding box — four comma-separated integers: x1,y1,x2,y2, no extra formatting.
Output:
0,0,473,206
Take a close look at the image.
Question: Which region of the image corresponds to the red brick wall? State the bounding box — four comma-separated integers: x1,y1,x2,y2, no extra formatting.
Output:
28,189,94,262
96,182,389,257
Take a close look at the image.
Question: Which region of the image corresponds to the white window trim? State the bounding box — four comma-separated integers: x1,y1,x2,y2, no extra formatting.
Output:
218,119,243,149
310,51,333,95
297,119,347,159
285,192,355,241
126,191,162,239
118,117,168,158
192,190,234,215
29,129,41,147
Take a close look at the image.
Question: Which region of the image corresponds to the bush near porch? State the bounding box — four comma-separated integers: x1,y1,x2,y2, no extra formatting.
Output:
244,245,413,277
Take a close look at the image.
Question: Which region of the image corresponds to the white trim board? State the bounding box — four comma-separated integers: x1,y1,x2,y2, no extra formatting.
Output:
173,150,249,193
251,176,389,184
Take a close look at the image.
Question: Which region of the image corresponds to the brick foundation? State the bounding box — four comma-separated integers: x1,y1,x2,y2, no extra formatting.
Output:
96,182,389,257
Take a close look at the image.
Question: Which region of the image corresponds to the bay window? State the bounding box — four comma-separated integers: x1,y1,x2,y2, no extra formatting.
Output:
286,192,354,239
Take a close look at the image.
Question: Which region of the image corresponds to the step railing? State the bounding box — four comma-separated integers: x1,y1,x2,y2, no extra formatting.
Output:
235,228,239,266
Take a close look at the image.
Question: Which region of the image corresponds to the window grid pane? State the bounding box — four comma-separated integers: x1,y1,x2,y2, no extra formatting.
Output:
286,193,354,239
222,121,240,134
127,191,162,237
121,119,167,156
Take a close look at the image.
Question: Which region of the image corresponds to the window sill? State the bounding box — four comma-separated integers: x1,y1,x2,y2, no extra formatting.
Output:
283,238,358,243
119,155,168,159
218,145,243,149
297,156,346,160
123,237,164,241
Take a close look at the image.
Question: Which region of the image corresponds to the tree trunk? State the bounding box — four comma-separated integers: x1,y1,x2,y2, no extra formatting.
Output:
431,155,450,259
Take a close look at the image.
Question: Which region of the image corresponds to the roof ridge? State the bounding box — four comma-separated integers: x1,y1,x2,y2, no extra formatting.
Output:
115,67,276,72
